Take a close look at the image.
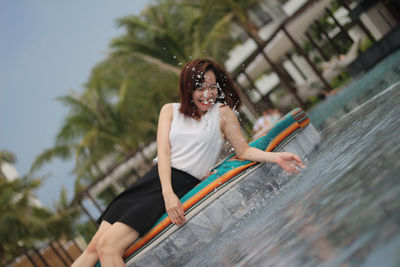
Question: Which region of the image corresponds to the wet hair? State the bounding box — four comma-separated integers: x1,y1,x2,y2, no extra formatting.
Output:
179,58,241,118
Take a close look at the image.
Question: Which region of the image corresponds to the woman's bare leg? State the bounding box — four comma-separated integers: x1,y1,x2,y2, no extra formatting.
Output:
71,220,112,267
96,222,140,267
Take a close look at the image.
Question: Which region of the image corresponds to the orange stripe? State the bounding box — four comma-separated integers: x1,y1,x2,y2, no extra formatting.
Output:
124,217,171,257
266,124,299,151
182,163,256,209
298,118,310,128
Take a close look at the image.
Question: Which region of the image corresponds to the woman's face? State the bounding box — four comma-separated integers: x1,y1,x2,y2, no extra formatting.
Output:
192,70,218,116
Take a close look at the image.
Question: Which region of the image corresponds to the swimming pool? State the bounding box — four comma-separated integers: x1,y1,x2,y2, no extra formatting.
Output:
166,52,400,266
308,49,400,130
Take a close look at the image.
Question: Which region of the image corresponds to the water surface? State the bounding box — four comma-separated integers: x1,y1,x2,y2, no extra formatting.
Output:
174,82,400,266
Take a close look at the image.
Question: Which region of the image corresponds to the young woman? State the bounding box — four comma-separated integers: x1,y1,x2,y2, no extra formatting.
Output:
72,59,304,267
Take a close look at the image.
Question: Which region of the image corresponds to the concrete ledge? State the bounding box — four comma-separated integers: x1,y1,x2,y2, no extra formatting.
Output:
127,123,321,266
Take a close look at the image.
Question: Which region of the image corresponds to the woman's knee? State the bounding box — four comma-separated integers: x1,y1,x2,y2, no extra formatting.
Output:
96,234,124,258
86,240,98,254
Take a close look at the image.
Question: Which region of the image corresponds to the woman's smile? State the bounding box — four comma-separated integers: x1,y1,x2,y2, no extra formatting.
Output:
193,70,218,116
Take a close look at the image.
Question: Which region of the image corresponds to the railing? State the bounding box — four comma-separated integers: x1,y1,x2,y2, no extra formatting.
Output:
229,0,377,117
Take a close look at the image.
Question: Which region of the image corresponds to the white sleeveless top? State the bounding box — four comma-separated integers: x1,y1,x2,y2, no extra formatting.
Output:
158,103,224,180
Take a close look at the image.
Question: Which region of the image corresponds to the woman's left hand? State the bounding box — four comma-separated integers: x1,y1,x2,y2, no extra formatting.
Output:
163,191,186,226
273,152,305,173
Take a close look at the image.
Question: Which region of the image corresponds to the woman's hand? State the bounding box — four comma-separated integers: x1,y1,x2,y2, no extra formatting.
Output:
163,191,186,226
273,152,305,173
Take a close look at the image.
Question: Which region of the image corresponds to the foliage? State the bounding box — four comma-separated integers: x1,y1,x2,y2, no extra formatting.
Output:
358,37,373,53
0,150,16,165
112,0,237,66
76,220,98,244
1,151,82,264
298,0,354,63
44,187,81,240
0,149,16,180
30,0,252,189
330,70,351,89
0,173,43,263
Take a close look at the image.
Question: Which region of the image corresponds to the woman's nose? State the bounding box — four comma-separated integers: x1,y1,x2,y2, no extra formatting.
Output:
203,89,214,98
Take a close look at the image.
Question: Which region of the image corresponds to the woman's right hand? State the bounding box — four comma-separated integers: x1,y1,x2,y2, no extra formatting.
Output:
163,191,186,226
273,152,305,173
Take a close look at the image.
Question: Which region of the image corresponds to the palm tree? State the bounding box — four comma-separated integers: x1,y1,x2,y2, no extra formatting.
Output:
44,187,81,264
0,159,46,264
111,0,236,70
31,57,178,189
0,149,17,180
30,84,131,186
31,0,248,184
112,0,277,116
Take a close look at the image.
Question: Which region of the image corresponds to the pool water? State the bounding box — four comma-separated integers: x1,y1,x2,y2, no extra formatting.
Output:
169,53,400,266
309,49,400,130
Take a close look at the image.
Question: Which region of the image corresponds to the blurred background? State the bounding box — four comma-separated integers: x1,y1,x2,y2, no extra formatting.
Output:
1,0,399,265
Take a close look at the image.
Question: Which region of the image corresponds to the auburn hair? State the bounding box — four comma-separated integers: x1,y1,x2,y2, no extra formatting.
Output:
179,58,241,118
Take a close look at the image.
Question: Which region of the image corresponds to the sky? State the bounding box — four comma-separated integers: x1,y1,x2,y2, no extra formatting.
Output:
0,0,150,207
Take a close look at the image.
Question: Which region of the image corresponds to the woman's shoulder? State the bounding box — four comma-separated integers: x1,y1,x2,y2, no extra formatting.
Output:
160,103,176,117
218,104,238,126
161,103,179,110
219,104,235,116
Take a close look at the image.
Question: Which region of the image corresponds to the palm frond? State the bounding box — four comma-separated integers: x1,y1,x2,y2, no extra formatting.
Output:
30,146,72,173
116,15,166,35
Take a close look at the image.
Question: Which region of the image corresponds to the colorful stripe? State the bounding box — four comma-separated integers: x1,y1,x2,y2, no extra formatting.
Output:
121,108,309,261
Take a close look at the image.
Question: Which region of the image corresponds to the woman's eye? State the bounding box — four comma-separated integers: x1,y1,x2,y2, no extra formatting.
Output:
196,84,217,92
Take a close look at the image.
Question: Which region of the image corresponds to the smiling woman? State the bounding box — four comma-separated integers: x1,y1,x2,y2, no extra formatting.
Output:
71,58,304,267
192,73,219,116
178,59,241,119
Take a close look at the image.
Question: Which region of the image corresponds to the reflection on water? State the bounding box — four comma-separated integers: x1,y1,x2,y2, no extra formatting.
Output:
174,84,400,266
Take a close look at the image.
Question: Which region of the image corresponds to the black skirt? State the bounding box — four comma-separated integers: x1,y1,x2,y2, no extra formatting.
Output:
97,165,199,236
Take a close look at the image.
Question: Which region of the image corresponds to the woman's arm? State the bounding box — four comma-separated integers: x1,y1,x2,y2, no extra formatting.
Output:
157,104,186,226
220,106,305,173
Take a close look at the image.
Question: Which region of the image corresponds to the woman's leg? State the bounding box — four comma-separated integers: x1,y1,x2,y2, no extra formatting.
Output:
96,222,140,267
71,220,112,267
